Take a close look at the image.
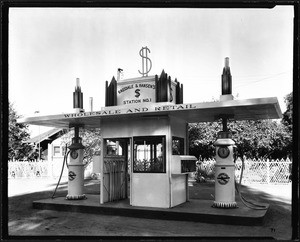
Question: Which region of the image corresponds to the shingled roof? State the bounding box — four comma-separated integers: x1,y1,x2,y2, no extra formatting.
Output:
25,128,65,144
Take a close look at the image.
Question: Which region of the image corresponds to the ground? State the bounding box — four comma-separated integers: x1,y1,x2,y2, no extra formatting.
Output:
6,177,292,240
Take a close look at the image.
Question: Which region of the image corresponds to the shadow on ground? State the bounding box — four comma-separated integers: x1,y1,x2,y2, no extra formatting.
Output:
190,181,292,239
6,179,292,239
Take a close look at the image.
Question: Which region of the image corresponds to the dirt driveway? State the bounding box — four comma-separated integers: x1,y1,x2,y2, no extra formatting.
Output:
6,178,292,239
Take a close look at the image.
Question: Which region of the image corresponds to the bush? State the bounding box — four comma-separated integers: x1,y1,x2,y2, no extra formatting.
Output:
194,160,215,183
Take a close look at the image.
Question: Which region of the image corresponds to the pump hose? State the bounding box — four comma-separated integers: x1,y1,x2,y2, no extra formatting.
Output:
235,156,268,210
51,144,70,199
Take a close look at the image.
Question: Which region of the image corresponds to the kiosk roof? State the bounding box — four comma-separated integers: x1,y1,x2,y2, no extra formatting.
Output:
18,97,282,129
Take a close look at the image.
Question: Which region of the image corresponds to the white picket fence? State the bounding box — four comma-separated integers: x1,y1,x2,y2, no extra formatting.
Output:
198,158,292,184
8,159,93,179
8,158,292,184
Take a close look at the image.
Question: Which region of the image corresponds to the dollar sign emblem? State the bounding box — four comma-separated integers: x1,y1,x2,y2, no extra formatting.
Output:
135,89,141,98
138,47,152,77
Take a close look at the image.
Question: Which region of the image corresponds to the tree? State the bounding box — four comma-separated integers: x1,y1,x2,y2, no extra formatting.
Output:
282,92,292,131
229,120,292,159
189,119,292,160
189,122,221,160
281,92,293,157
60,128,101,166
8,102,37,160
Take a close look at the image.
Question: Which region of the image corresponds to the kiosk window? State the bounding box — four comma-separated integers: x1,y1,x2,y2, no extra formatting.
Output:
172,136,184,155
104,139,125,156
133,136,166,173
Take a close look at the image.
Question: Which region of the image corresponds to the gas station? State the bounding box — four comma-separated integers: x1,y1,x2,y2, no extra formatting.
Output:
18,47,282,224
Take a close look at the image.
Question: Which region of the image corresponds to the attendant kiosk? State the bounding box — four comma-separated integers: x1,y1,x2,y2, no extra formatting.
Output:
18,51,282,209
101,70,196,208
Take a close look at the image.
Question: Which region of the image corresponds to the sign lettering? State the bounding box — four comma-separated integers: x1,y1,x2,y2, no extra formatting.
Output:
63,104,197,119
117,81,156,106
135,89,141,98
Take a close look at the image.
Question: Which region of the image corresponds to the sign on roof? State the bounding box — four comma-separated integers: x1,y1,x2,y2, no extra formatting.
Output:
18,97,282,129
117,76,177,105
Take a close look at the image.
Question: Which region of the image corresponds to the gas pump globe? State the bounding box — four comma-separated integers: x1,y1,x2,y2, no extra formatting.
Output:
66,126,86,200
213,124,237,208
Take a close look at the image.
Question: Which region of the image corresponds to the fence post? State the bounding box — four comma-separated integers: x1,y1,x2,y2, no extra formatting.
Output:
266,159,270,184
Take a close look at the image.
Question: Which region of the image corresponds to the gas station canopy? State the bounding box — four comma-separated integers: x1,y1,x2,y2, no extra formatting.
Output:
18,97,282,129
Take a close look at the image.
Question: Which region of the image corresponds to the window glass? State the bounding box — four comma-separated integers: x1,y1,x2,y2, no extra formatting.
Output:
172,136,184,155
133,136,165,173
53,146,60,156
104,139,125,156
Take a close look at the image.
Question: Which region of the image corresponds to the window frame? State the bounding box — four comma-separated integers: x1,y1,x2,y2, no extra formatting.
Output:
53,146,61,156
172,136,185,155
103,138,127,157
133,135,166,173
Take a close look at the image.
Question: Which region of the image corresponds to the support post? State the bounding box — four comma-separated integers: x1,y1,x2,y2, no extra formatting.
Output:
266,159,270,184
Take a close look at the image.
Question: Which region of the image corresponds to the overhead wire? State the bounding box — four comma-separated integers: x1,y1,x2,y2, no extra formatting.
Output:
234,71,291,88
155,70,292,87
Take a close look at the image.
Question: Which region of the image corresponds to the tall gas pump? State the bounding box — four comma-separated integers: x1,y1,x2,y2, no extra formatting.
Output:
66,125,86,200
213,58,237,208
66,78,86,200
213,117,237,208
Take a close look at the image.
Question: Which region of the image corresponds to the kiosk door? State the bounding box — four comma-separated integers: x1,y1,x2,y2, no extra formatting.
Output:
101,138,129,203
131,136,169,208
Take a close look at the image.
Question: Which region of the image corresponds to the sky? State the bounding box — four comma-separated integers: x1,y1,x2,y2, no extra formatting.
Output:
9,7,294,137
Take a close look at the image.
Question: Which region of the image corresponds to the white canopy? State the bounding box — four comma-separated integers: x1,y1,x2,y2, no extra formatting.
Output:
18,97,282,129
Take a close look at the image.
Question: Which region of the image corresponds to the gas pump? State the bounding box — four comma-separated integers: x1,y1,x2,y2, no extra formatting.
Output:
52,78,87,200
66,126,86,200
66,78,86,200
212,57,237,208
212,58,268,209
213,117,237,208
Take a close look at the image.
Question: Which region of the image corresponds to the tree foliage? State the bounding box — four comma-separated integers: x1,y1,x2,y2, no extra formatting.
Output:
60,128,101,165
189,122,221,160
229,120,292,159
189,94,293,160
282,92,293,131
189,120,292,160
8,102,37,160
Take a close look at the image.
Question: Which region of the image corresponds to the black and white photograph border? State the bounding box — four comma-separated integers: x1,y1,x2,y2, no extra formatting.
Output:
1,1,299,241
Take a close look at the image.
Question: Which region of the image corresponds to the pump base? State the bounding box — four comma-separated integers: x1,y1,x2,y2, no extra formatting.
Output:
212,201,237,209
66,194,87,200
220,94,234,101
